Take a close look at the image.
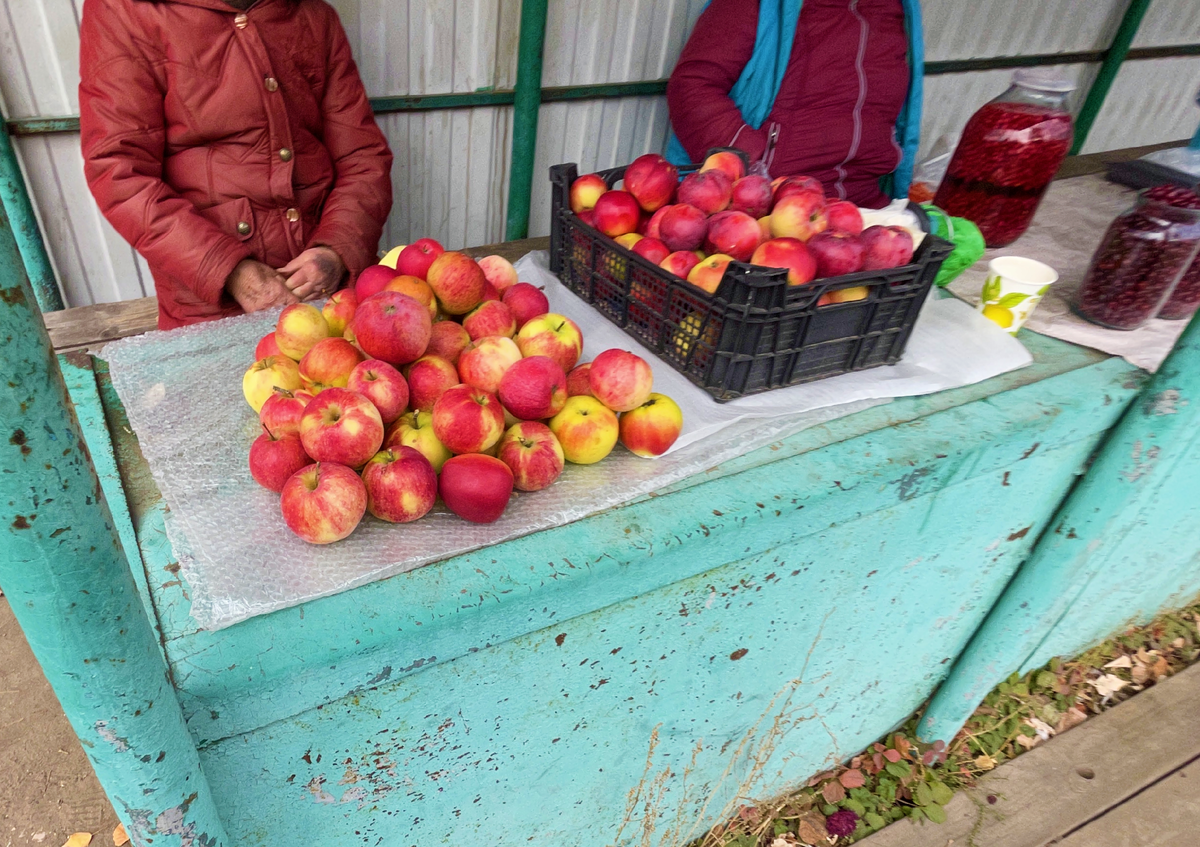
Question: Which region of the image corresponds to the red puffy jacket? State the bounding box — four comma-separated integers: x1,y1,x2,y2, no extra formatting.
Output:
80,0,393,329
667,0,910,208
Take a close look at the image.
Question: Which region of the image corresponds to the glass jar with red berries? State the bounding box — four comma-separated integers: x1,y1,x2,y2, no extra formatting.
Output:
1156,186,1200,320
1074,186,1200,330
933,70,1075,247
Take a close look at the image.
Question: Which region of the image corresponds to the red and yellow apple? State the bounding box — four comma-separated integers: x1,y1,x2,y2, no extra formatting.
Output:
354,291,432,366
824,200,864,236
770,192,828,241
426,320,471,364
548,395,619,464
826,286,869,303
501,282,550,329
701,151,746,184
773,175,824,203
426,251,487,315
623,153,678,212
280,462,367,544
660,250,703,280
807,231,866,278
859,225,915,270
592,190,641,238
249,428,312,492
498,355,568,420
462,299,517,340
438,454,514,523
687,253,734,294
385,410,452,472
619,393,683,457
458,335,522,393
275,303,331,360
515,313,583,373
643,206,670,239
298,387,384,468
383,274,438,319
299,337,364,389
588,348,653,412
243,355,302,412
432,384,506,454
379,244,406,269
566,363,593,397
615,233,643,250
361,446,437,523
631,237,671,265
569,174,608,214
405,355,459,412
321,288,358,336
730,175,773,219
497,421,565,491
751,238,817,286
255,332,283,360
477,255,519,296
259,387,308,437
658,204,709,252
395,237,445,280
705,210,762,261
677,170,733,215
347,359,409,424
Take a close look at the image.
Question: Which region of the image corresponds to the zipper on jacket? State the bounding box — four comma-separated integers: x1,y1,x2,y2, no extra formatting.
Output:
833,0,870,199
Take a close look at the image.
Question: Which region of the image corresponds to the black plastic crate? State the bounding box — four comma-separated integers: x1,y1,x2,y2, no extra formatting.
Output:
548,157,953,402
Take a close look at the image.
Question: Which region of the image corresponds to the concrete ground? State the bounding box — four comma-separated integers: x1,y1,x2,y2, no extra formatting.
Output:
2,590,1197,847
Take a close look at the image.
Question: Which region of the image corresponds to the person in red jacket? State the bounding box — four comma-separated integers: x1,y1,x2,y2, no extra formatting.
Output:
79,0,393,329
667,0,911,208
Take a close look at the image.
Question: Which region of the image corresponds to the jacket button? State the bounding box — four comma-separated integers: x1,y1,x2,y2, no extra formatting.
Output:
236,221,251,235
264,77,279,92
279,148,293,162
285,208,300,223
234,13,248,29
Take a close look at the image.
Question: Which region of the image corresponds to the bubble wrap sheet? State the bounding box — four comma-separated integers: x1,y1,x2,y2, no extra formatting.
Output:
103,252,1030,631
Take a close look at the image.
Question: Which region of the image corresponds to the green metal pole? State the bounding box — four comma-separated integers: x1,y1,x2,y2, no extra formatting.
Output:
0,179,228,841
0,107,64,311
1070,0,1153,155
504,0,550,242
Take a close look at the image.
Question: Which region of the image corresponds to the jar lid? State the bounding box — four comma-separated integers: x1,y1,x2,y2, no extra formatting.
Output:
1012,68,1076,93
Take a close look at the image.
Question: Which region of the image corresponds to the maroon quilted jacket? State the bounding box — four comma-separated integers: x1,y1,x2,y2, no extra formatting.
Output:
79,0,393,328
667,0,910,207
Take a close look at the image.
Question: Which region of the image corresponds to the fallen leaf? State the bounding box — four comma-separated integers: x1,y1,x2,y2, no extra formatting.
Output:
795,811,829,845
839,768,865,788
974,753,997,771
1055,706,1088,733
1132,664,1150,684
806,769,836,788
737,805,760,822
1089,673,1128,699
1025,716,1055,740
1153,657,1171,680
770,837,797,847
821,779,846,803
1015,733,1040,750
113,824,128,847
894,735,912,758
883,748,903,763
63,835,92,847
872,752,884,771
1173,637,1186,649
1136,648,1154,665
1103,655,1133,669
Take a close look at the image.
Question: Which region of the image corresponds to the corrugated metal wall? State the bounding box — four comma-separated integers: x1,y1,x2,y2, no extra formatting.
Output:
2,0,1198,308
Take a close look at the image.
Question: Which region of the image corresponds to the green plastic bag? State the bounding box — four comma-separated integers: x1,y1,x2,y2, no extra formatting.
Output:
921,204,986,286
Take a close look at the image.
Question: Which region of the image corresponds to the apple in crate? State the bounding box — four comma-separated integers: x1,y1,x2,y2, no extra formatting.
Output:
255,332,284,360
499,356,568,420
354,265,399,301
383,274,438,319
498,421,565,491
248,427,311,492
275,303,330,360
299,388,384,468
771,192,828,241
860,225,915,270
567,363,593,397
592,190,641,238
463,299,517,340
299,337,364,389
660,250,702,280
549,396,619,464
619,393,683,457
687,254,734,294
631,237,671,265
705,211,762,262
320,288,358,336
515,314,583,373
643,206,669,239
395,238,445,280
426,251,487,315
458,336,522,394
476,255,519,296
354,291,432,366
731,175,773,219
826,286,870,304
361,446,437,523
406,355,459,412
751,238,817,286
280,462,367,544
570,173,608,214
677,170,732,215
825,200,864,236
438,454,515,523
260,387,309,437
243,355,302,412
773,175,823,203
427,320,471,364
432,384,506,454
502,282,550,329
807,231,865,278
615,233,643,250
347,359,409,425
701,151,746,183
379,244,406,269
588,349,653,412
624,153,678,212
658,204,709,252
385,410,452,473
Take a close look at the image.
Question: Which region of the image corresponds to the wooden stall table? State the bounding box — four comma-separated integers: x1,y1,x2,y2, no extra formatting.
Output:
6,193,1197,846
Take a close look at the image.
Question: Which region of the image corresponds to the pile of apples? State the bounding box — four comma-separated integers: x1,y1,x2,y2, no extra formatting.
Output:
570,152,916,305
241,240,684,545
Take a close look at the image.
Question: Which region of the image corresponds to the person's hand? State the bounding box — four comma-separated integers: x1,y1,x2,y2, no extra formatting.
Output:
224,259,299,313
278,246,347,302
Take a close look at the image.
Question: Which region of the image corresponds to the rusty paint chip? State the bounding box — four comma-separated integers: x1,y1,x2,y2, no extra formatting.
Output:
12,515,31,530
1007,526,1032,542
730,648,749,661
554,633,566,647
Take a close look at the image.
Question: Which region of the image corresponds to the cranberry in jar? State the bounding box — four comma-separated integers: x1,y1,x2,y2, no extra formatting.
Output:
933,70,1074,248
1074,186,1200,330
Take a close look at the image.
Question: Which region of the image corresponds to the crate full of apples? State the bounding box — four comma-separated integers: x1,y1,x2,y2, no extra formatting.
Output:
243,243,683,545
549,149,953,401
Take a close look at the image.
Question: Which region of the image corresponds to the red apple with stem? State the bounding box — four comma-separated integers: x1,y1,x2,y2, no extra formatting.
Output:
431,384,506,454
248,427,311,493
280,462,367,544
298,388,384,468
498,356,568,420
497,422,565,491
354,291,432,366
405,355,459,412
346,359,409,424
361,446,437,523
395,238,445,280
502,283,550,329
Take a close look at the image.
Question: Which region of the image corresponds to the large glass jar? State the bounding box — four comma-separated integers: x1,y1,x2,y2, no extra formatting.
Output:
1159,257,1200,320
933,70,1075,248
1074,186,1200,330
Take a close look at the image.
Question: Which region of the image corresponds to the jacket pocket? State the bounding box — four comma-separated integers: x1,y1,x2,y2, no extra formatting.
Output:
197,196,255,243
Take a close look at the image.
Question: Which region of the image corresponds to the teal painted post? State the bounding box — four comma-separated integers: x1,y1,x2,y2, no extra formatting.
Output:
918,310,1200,742
0,108,64,311
504,0,550,241
0,185,227,841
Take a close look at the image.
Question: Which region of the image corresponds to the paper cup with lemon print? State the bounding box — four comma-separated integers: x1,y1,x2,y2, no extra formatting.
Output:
978,256,1058,335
